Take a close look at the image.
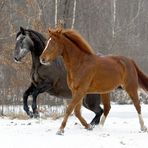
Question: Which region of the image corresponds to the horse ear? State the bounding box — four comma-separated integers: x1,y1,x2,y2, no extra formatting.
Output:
20,26,25,35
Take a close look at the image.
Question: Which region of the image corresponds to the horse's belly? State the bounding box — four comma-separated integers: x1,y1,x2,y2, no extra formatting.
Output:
88,77,121,94
48,88,72,99
88,86,116,94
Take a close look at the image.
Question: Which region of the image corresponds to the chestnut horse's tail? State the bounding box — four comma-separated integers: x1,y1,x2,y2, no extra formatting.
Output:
132,60,148,91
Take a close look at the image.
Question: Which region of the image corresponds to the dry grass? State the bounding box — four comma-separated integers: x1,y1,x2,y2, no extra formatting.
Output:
7,113,30,120
0,105,68,120
38,106,66,120
50,112,65,120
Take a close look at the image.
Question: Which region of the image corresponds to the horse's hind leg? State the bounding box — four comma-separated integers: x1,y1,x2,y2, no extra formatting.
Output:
99,93,111,127
90,109,103,125
126,87,147,132
83,94,103,125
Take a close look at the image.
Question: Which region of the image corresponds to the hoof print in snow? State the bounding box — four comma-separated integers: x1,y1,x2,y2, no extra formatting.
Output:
27,122,31,125
120,141,126,145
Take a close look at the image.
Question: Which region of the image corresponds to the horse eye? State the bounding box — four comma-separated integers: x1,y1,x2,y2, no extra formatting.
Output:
17,38,24,44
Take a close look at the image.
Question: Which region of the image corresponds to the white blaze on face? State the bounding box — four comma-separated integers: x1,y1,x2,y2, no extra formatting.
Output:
40,38,52,65
16,34,23,41
43,38,51,53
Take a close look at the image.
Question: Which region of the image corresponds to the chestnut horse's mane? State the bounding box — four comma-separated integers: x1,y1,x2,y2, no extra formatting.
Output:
62,29,95,55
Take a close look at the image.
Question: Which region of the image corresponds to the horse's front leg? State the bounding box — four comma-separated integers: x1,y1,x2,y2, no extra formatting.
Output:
32,83,53,118
74,102,93,130
32,90,40,118
23,83,36,118
57,91,88,135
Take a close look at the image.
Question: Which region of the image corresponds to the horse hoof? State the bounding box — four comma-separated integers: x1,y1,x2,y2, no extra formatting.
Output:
56,129,64,135
90,120,95,126
87,124,94,130
90,120,99,126
99,124,104,128
27,111,34,118
33,112,40,118
141,126,147,132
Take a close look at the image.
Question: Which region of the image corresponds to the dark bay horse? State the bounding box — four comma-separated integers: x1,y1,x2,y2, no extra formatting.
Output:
13,27,103,125
40,28,148,135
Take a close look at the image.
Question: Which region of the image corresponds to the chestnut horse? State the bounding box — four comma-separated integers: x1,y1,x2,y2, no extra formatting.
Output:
40,28,148,135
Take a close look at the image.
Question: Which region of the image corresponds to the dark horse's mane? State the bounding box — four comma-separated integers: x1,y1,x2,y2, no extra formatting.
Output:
62,29,95,55
29,29,64,68
16,29,46,42
29,30,46,48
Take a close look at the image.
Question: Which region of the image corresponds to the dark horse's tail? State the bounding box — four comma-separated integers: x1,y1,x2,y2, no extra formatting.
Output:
132,60,148,91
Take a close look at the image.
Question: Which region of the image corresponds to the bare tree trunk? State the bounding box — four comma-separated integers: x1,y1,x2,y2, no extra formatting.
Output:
55,0,58,26
71,0,77,29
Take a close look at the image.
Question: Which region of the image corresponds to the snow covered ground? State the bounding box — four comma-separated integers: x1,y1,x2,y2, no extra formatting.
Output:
0,104,148,148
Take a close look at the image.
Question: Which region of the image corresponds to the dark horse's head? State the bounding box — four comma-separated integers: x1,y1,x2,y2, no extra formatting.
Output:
14,27,46,63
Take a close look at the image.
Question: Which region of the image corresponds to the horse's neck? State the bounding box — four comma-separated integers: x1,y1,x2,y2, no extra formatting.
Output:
62,38,86,71
31,37,45,69
31,51,41,70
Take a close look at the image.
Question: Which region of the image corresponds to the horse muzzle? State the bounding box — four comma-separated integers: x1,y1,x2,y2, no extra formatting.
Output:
13,55,22,63
40,57,51,66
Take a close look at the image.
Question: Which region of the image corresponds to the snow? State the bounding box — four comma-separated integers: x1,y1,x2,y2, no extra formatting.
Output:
0,104,148,148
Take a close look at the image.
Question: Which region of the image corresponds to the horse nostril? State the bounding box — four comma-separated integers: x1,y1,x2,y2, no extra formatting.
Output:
14,57,18,62
14,57,21,63
14,57,17,61
42,58,45,62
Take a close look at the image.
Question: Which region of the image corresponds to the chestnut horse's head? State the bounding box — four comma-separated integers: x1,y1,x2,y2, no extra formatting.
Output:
40,28,64,65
